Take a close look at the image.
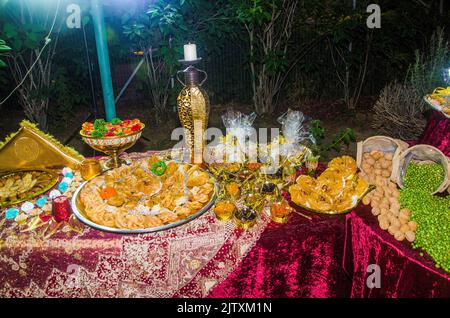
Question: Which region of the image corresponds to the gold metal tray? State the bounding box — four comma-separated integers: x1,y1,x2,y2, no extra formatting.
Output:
288,185,375,215
71,169,218,234
0,169,59,207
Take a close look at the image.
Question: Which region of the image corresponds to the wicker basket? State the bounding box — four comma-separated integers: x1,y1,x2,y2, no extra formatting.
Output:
392,144,450,195
356,136,409,181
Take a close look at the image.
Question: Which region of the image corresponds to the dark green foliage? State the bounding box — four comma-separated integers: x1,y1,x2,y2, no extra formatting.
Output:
1,0,449,121
48,68,89,129
1,22,46,51
309,119,356,160
120,0,234,119
0,38,11,68
406,28,449,98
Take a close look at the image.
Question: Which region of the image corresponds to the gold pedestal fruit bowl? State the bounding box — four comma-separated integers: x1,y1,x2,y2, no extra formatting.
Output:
80,125,144,169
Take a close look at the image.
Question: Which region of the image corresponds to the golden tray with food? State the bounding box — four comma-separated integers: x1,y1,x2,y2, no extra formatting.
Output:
289,156,374,215
0,169,59,207
71,155,218,233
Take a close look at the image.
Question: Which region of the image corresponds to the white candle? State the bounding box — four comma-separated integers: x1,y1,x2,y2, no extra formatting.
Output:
183,43,197,61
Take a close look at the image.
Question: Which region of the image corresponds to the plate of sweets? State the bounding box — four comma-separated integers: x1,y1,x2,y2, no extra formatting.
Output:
81,118,144,138
0,170,59,207
72,155,218,233
424,87,450,119
289,156,373,215
80,118,145,168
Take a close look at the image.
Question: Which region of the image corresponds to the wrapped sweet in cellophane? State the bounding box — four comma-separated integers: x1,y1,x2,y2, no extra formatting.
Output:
276,109,314,168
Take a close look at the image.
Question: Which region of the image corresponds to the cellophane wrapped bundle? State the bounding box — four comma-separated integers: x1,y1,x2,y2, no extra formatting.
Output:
276,109,314,166
207,109,257,164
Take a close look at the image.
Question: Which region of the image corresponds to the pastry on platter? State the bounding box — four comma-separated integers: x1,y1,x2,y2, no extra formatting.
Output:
289,156,371,214
77,156,215,230
0,170,58,207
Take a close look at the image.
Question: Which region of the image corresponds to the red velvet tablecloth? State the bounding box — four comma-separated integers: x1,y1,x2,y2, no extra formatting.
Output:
0,211,271,298
2,203,449,297
344,206,450,298
420,110,450,156
209,212,351,298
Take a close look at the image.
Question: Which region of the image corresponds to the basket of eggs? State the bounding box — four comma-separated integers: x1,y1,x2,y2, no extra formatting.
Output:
80,118,145,168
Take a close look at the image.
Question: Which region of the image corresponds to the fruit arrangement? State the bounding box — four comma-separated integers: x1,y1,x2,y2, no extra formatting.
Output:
359,150,417,242
399,162,450,272
289,156,370,214
81,118,144,138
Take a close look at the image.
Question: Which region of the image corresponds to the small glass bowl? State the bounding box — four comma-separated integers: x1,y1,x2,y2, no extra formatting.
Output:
234,207,258,229
270,201,293,223
213,200,236,221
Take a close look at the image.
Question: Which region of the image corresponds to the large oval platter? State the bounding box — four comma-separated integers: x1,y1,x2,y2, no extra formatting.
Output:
71,163,218,234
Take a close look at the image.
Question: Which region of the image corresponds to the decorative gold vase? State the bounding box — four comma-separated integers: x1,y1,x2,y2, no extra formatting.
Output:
177,65,210,163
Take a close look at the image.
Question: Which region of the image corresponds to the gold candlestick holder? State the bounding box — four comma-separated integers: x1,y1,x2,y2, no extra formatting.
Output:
176,58,210,163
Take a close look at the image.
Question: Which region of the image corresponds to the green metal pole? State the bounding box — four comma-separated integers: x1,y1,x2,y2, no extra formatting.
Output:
91,0,116,121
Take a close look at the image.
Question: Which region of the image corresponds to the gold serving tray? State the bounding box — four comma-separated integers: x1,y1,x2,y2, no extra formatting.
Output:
0,169,59,208
289,185,375,215
71,167,218,234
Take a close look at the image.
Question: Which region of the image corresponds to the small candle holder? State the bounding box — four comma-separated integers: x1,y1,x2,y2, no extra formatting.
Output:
234,207,257,229
270,200,293,223
244,193,264,213
213,200,236,221
261,181,277,193
260,180,281,203
52,195,72,223
80,158,103,181
178,58,202,65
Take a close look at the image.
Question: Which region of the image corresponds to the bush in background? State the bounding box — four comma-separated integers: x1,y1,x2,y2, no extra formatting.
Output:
372,29,449,139
372,82,426,140
407,28,449,98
